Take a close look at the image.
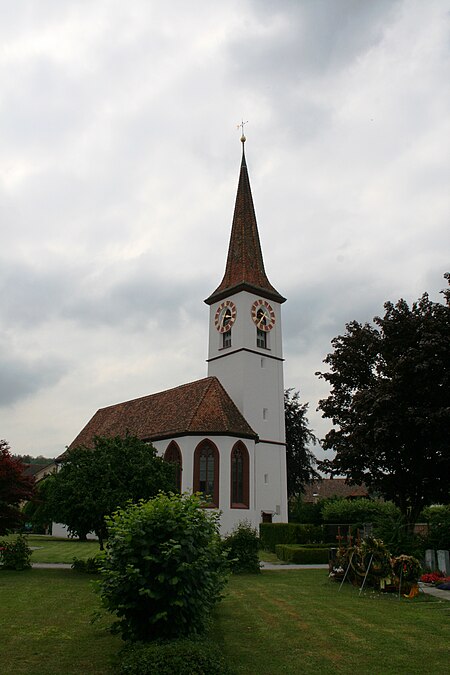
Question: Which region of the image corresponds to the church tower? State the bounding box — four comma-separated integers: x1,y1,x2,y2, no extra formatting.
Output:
205,136,288,523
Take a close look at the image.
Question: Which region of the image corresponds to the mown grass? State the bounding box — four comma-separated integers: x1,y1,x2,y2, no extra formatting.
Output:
211,571,450,675
0,569,119,675
0,568,448,675
3,534,100,563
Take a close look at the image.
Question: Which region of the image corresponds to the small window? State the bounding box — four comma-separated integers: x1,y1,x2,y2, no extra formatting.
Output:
257,329,267,349
263,408,268,420
223,329,232,348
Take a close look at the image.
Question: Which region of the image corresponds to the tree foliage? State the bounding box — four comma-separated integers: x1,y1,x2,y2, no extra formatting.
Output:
221,520,260,574
98,492,228,642
284,389,319,498
13,455,54,466
48,434,176,548
22,474,56,533
0,440,35,535
317,276,450,524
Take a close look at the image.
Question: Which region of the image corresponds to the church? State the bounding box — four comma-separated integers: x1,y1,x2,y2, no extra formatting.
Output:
58,136,288,534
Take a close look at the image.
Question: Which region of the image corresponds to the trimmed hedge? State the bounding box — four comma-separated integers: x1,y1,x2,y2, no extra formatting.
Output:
119,639,233,675
321,498,400,525
275,545,329,564
259,523,325,552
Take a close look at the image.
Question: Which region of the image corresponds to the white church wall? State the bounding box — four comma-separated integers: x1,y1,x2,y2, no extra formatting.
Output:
155,435,260,535
255,441,288,522
207,291,285,446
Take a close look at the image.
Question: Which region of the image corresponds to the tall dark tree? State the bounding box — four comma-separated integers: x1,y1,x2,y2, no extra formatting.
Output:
284,389,319,498
316,275,450,525
0,440,35,534
47,434,176,548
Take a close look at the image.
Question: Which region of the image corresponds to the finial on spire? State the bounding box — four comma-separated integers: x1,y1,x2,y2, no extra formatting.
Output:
237,119,248,144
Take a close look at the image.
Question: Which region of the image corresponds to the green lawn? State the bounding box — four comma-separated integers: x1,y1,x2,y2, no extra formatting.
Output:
0,568,448,675
3,534,100,563
211,571,450,675
0,569,120,675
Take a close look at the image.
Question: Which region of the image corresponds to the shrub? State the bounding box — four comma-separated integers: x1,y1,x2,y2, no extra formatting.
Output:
222,520,260,574
98,493,228,642
259,523,325,552
119,639,233,675
373,513,425,557
0,535,32,570
321,498,400,526
275,545,329,564
71,554,105,574
421,505,450,550
288,496,323,524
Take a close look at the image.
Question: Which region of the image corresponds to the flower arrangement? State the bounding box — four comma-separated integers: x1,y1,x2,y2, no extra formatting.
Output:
392,555,422,583
420,571,450,585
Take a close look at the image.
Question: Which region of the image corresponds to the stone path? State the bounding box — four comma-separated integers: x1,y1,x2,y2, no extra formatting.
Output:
32,562,72,569
418,582,450,601
261,562,328,570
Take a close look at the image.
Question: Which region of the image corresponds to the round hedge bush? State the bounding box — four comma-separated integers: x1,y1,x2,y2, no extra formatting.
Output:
98,492,228,642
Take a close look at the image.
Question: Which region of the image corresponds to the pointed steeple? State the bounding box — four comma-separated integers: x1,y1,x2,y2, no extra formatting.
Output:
205,140,286,306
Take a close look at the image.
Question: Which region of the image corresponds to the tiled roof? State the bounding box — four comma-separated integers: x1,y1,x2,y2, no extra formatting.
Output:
205,146,285,305
302,479,369,502
60,377,257,458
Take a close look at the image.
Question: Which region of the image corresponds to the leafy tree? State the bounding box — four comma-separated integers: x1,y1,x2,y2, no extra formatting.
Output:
48,434,176,548
13,455,54,466
0,440,35,534
284,389,319,498
98,492,228,642
317,276,450,526
22,474,55,534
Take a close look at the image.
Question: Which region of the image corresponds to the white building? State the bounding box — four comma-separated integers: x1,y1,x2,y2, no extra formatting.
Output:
57,138,287,534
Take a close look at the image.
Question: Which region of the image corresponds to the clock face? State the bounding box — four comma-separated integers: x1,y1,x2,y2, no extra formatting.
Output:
214,300,237,333
251,299,276,332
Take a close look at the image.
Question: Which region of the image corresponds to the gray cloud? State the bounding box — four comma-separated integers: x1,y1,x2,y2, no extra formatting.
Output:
0,0,448,456
0,347,67,406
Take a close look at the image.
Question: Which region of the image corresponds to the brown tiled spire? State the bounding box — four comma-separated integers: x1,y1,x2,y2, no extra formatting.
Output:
205,141,286,305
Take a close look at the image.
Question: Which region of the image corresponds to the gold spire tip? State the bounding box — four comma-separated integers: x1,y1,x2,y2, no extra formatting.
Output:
237,119,248,144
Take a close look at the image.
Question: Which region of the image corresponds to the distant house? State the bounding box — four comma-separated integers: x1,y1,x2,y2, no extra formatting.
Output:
302,478,369,503
23,461,57,484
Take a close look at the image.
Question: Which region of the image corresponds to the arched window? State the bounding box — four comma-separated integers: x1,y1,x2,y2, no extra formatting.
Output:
164,441,182,492
193,440,219,507
230,442,249,509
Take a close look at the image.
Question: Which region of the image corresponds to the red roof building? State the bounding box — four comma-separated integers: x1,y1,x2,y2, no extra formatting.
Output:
302,479,369,503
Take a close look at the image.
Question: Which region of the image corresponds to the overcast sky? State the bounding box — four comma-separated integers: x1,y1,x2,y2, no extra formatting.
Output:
1,0,449,461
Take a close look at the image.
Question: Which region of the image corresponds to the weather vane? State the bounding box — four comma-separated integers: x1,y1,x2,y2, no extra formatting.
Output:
237,119,248,143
